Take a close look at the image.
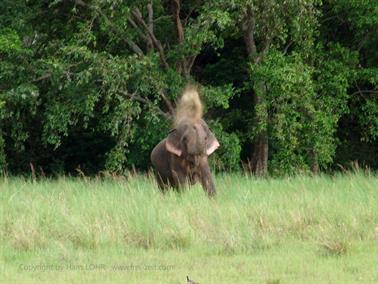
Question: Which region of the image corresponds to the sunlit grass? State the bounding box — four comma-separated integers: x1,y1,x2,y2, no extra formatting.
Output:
1,172,378,283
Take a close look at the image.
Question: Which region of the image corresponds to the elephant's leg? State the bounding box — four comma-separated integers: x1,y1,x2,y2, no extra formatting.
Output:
171,169,189,189
154,172,170,193
198,161,216,197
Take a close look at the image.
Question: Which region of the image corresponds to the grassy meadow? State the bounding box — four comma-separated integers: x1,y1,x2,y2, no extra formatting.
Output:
1,172,378,283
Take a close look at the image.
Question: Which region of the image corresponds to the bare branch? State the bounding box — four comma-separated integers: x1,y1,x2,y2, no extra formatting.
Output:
321,15,345,24
88,6,144,56
31,63,83,84
350,89,378,99
158,90,175,115
100,14,143,54
283,41,293,55
72,0,87,7
186,55,197,76
147,2,154,52
132,7,169,68
171,0,184,43
125,39,144,55
122,89,174,117
128,17,148,42
183,5,196,25
153,15,173,23
32,72,52,83
121,91,171,118
171,0,194,77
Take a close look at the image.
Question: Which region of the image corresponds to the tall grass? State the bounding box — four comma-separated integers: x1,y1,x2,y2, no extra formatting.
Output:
1,172,377,256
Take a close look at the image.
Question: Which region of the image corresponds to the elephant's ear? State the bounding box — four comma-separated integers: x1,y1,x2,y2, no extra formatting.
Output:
165,129,182,156
200,120,220,155
206,132,220,156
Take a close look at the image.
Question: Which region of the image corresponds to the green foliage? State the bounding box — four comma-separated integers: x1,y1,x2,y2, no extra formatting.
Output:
125,110,170,170
352,68,378,142
202,84,235,109
249,51,315,173
0,0,377,174
312,44,359,165
247,41,361,174
0,28,22,53
359,98,378,141
208,121,241,171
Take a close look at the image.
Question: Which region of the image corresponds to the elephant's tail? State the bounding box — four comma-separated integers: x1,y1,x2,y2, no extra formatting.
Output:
175,85,203,126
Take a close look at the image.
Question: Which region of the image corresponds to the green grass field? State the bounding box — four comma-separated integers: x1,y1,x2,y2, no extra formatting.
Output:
1,173,378,283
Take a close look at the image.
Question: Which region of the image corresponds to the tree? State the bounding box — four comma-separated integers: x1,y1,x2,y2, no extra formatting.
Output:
320,0,378,168
0,0,377,175
208,0,319,175
0,0,238,174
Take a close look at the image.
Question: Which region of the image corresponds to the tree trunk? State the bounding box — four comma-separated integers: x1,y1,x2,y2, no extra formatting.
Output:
250,84,268,176
250,133,268,175
309,149,319,175
242,5,269,176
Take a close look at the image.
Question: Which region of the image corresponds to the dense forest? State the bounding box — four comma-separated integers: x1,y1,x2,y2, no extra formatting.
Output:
0,0,377,175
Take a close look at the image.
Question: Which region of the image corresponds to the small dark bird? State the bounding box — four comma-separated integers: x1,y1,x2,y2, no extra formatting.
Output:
187,275,199,284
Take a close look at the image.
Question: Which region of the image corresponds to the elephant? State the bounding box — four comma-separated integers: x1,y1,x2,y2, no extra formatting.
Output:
150,86,220,196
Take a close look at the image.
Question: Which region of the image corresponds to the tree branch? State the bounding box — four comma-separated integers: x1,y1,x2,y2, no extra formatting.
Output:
95,8,144,56
146,2,154,52
124,38,144,55
283,41,293,55
350,89,378,99
158,89,175,115
187,55,197,76
127,17,149,42
72,0,87,7
132,7,169,69
170,0,193,77
171,0,184,43
121,91,171,118
32,72,52,83
72,1,144,56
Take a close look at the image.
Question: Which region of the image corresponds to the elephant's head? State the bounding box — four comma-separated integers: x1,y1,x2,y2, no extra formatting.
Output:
165,119,219,160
